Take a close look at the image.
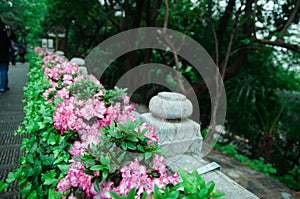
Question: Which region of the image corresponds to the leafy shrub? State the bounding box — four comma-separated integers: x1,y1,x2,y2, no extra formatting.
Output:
216,143,277,176
0,52,78,198
279,165,300,191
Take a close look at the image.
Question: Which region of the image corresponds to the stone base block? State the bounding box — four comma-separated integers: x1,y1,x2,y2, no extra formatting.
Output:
140,113,203,156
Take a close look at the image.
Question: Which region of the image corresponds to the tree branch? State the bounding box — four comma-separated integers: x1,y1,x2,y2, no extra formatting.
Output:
251,38,300,53
104,0,121,31
160,0,186,94
277,0,300,41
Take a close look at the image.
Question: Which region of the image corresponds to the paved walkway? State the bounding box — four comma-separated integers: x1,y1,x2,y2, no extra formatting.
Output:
204,149,300,199
0,62,28,199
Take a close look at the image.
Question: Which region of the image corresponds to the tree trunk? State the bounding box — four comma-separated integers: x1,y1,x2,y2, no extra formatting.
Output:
255,132,274,163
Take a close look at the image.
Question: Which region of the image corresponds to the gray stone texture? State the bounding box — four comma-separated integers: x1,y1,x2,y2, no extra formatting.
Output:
149,92,193,120
70,57,85,66
166,154,260,199
140,113,202,157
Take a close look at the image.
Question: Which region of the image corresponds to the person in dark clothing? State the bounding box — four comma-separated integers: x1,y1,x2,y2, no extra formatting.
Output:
0,17,17,92
18,42,26,63
10,41,18,65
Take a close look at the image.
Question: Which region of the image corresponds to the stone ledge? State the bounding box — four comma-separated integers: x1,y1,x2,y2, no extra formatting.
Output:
166,154,260,199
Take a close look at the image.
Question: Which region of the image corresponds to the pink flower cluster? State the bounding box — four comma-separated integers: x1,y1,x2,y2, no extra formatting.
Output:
34,48,178,198
52,90,136,147
90,155,178,199
57,161,92,197
43,59,80,101
34,47,52,57
118,155,178,195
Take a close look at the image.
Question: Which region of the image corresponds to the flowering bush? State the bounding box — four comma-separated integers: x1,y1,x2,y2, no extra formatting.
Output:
0,47,224,199
34,47,179,198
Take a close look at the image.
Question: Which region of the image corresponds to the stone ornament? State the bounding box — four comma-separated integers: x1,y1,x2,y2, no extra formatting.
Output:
141,92,202,157
70,57,87,75
149,92,193,120
70,57,85,66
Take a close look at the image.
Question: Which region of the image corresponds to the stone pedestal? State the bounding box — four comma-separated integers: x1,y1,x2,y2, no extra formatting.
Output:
140,92,202,157
70,57,88,75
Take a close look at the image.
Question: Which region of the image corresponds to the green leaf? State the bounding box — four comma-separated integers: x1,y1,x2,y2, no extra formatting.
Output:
118,152,126,163
199,187,208,198
100,156,110,166
58,164,71,174
22,181,32,195
109,191,121,199
116,132,123,139
207,181,215,194
90,165,105,171
211,191,226,198
178,169,199,194
6,171,20,183
53,155,67,165
141,192,148,199
30,142,38,153
48,133,58,145
94,178,101,193
34,159,42,173
26,154,35,164
127,188,136,199
27,190,37,199
137,144,145,152
53,149,61,159
37,121,46,129
0,181,9,192
153,184,163,198
42,170,58,185
102,170,108,180
49,189,63,199
85,159,96,167
72,156,82,161
127,142,137,150
126,135,139,142
44,178,58,186
121,142,128,150
145,152,152,160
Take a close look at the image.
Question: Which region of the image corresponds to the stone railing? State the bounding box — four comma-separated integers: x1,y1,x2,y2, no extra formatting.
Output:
141,92,260,199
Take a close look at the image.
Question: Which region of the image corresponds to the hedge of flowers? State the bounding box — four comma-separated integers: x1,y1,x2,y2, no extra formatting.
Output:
0,48,224,199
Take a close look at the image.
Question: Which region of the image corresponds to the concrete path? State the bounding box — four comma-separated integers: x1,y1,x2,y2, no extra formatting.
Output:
204,149,300,199
0,62,29,199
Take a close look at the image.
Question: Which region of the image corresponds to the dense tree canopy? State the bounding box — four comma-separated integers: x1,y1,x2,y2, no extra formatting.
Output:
1,0,299,178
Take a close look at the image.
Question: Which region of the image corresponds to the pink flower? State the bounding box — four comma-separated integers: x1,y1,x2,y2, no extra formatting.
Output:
57,177,71,193
80,123,102,147
139,123,158,143
118,158,152,195
153,154,166,175
56,87,70,100
63,162,92,196
63,74,73,81
122,96,130,104
53,97,78,133
70,141,87,156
